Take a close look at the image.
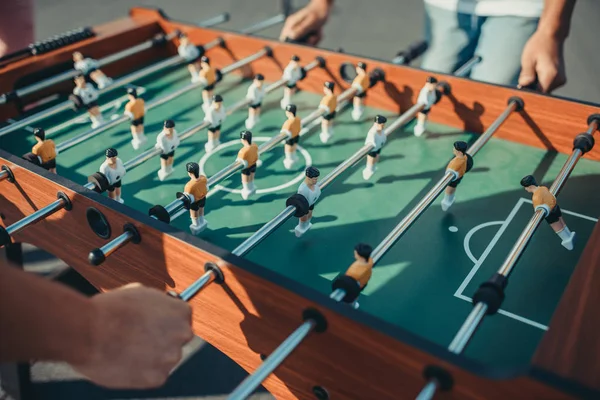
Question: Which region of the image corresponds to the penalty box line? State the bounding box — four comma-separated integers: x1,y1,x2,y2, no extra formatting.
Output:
454,197,598,331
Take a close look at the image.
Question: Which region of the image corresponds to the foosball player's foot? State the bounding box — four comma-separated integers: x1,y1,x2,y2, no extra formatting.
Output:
294,221,312,237
280,97,290,110
561,231,576,251
245,117,255,130
91,119,102,129
97,77,113,89
351,107,364,121
157,168,173,181
190,220,208,235
204,140,220,153
351,301,360,309
319,130,332,144
414,123,426,137
114,197,124,204
131,135,147,150
362,165,376,181
440,194,455,212
283,157,297,170
241,187,253,200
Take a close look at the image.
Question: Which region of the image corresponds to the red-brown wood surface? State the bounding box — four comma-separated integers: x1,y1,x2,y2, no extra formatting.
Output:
532,218,600,392
0,155,575,399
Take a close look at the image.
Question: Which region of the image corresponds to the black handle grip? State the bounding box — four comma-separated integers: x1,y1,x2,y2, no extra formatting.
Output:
393,40,429,65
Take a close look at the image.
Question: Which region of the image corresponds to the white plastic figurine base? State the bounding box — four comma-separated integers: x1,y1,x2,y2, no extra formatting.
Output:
351,106,364,121
441,193,455,211
294,220,312,237
190,219,208,235
131,134,147,150
157,167,173,181
351,301,360,309
414,122,426,137
204,139,220,153
561,231,576,250
319,128,333,144
362,165,376,181
283,153,298,170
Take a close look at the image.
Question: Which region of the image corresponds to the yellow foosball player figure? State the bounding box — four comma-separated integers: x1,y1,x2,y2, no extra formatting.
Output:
441,141,473,211
281,104,302,170
199,56,217,112
414,77,439,137
99,148,126,203
155,120,181,181
245,74,266,130
294,166,321,237
351,61,369,121
363,115,387,180
237,130,259,200
331,243,374,310
184,162,209,234
124,87,146,150
319,81,337,143
520,175,576,250
22,128,58,173
71,74,104,128
280,55,303,109
177,32,202,83
72,51,113,89
203,94,227,153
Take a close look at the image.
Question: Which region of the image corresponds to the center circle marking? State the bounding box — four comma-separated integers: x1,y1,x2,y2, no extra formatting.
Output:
198,136,313,195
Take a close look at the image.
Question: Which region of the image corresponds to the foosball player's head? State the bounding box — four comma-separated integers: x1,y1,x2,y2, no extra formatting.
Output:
285,104,297,119
105,148,118,165
178,32,189,46
290,55,300,67
305,166,320,185
186,162,200,179
200,55,210,69
356,61,367,75
164,119,175,135
254,74,264,87
74,74,86,87
212,94,223,110
240,130,252,146
126,87,137,101
324,81,334,95
425,76,438,91
354,243,373,262
33,127,45,142
453,141,468,157
520,175,539,193
72,51,84,62
374,115,387,130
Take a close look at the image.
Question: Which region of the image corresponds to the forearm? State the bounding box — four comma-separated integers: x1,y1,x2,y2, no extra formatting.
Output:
539,0,577,40
0,261,94,365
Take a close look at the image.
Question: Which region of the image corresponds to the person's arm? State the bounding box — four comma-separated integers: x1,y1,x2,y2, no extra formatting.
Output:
279,0,334,45
0,261,193,389
518,0,577,93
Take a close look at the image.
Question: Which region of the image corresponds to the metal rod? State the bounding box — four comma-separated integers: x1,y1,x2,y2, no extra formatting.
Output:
240,14,285,35
371,100,518,264
192,12,230,28
227,319,316,400
452,55,482,78
178,270,217,302
57,47,271,152
0,169,8,182
587,119,599,135
164,199,187,216
329,288,346,301
97,230,135,259
4,198,67,237
233,206,297,257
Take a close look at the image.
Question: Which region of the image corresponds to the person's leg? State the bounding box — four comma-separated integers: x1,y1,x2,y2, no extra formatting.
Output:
420,3,479,74
470,15,539,86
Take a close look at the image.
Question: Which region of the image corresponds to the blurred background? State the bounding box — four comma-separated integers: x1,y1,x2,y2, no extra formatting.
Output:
1,1,598,399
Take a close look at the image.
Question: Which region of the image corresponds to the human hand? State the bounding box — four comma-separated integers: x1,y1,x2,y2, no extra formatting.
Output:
279,0,331,45
72,283,193,389
518,30,566,93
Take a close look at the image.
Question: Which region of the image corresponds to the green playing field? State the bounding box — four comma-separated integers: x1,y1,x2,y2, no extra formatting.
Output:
2,62,600,370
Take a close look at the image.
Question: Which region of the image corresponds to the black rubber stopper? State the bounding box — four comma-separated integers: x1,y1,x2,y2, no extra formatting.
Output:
508,96,525,111
472,273,507,315
573,133,595,154
331,274,362,303
1,165,15,183
368,68,385,87
151,33,167,46
88,248,106,266
587,113,600,128
423,365,454,391
316,56,326,68
394,40,429,65
302,308,328,333
286,193,310,217
166,290,181,299
0,226,11,247
57,191,73,211
21,152,41,166
215,69,223,83
264,46,273,57
205,262,225,284
149,205,171,224
87,171,110,193
197,45,205,58
435,81,452,103
5,91,18,102
68,94,84,110
124,223,141,245
216,37,226,47
299,67,307,81
176,192,192,210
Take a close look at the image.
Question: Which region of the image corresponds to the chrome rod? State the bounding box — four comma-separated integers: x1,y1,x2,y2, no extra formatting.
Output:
0,102,74,137
98,230,134,259
0,169,8,182
164,198,187,216
587,118,599,135
453,55,482,78
4,198,67,237
233,206,296,257
191,12,230,29
329,288,346,301
240,14,285,35
371,100,518,264
178,270,217,302
98,31,180,67
227,319,316,400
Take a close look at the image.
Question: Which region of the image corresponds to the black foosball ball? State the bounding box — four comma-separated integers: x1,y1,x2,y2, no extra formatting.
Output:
1,6,599,400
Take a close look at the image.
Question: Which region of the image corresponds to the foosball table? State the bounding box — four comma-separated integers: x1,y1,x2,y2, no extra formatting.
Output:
1,6,599,400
